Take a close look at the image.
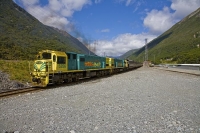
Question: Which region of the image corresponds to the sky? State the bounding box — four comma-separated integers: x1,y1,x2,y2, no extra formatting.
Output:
14,0,200,57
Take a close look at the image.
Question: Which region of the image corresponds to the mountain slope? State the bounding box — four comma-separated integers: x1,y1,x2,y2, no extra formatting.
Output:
0,0,91,60
119,49,139,59
130,8,200,64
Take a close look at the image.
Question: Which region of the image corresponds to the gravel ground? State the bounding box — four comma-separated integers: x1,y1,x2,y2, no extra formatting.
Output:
0,71,28,92
0,67,200,133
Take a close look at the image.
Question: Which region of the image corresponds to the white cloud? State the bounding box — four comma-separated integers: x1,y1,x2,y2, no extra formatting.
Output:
116,0,137,6
143,7,176,34
58,0,92,16
16,0,92,31
101,29,110,33
125,0,132,6
95,0,102,4
94,33,156,57
171,0,200,19
143,0,200,35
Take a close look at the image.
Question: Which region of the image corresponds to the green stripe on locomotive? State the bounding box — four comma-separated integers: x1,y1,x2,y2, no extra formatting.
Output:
34,61,46,71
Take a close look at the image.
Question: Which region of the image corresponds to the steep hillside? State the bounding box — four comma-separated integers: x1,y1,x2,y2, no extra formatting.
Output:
130,8,200,64
119,49,138,59
0,0,91,60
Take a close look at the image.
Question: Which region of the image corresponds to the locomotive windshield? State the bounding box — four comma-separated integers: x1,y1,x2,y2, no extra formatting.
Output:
42,52,51,59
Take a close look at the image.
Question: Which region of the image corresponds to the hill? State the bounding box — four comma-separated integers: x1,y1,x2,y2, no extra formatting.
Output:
0,0,92,60
129,8,200,64
119,49,139,59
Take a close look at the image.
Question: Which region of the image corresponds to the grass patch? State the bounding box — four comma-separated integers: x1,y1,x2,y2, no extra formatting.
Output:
0,60,34,83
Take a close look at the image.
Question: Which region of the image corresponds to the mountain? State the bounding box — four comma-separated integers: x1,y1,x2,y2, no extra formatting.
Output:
0,0,92,60
129,8,200,64
118,49,139,59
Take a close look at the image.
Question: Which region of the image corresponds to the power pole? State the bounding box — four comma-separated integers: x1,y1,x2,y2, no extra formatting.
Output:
88,42,90,55
94,40,97,54
145,38,148,61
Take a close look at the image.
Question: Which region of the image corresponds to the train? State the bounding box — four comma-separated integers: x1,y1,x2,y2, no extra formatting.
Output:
30,50,142,87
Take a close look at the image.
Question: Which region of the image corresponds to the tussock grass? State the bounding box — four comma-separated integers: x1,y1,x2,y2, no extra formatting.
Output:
0,60,34,83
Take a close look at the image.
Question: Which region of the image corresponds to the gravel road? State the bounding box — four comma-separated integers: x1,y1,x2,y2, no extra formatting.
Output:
0,67,200,133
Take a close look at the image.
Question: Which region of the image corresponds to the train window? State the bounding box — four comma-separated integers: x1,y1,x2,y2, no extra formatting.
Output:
42,53,51,59
57,56,66,64
73,54,76,59
53,55,56,62
80,58,85,62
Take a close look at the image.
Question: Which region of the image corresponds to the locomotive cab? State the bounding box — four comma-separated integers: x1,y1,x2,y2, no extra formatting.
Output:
124,60,129,68
30,50,68,87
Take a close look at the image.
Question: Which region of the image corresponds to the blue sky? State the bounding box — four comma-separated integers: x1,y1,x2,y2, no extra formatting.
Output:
14,0,200,57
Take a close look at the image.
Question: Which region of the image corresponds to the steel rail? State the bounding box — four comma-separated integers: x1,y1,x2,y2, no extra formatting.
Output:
0,87,43,98
0,67,142,98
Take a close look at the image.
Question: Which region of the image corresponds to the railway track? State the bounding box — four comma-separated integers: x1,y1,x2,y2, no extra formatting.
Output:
0,87,44,98
0,75,108,98
0,79,93,98
0,68,140,98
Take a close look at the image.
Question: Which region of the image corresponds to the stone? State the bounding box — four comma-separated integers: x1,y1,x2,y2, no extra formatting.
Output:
70,130,75,133
177,127,182,131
